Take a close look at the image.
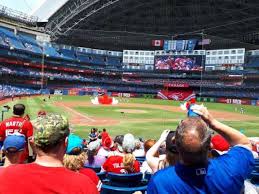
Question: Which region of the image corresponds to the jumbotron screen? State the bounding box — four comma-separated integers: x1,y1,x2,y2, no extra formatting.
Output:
154,55,204,71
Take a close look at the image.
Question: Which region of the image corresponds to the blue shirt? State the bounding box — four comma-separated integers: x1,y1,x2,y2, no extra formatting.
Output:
147,146,255,194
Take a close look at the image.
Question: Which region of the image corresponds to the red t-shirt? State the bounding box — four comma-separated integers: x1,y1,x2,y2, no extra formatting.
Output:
102,156,140,174
0,116,33,139
0,163,99,194
79,168,102,192
0,116,34,162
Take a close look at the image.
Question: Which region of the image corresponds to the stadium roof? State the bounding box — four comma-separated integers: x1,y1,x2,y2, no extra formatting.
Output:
32,0,69,22
45,0,259,51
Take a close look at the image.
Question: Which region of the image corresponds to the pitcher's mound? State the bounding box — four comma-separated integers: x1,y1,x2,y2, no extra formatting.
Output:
115,109,147,114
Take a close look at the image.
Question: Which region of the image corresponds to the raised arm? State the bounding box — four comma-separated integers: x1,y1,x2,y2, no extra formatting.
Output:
146,130,170,173
191,105,251,149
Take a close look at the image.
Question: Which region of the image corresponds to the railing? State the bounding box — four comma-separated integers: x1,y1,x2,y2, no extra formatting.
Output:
0,5,38,24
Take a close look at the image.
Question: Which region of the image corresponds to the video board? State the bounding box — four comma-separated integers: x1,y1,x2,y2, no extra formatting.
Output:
154,55,204,71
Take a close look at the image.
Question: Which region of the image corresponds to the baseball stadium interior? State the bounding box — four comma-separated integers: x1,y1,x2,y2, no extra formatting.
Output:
0,0,258,193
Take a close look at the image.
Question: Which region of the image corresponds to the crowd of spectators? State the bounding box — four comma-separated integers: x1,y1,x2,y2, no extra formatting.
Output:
0,103,258,194
0,84,40,97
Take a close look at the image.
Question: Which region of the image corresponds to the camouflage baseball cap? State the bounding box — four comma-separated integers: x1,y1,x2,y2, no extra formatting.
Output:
33,113,70,148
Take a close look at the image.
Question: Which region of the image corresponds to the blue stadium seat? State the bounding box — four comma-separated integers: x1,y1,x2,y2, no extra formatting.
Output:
254,165,259,172
18,35,42,54
250,171,259,184
136,156,146,163
84,165,101,173
0,27,25,50
143,172,152,181
101,184,147,194
106,172,143,187
58,48,76,60
97,172,107,181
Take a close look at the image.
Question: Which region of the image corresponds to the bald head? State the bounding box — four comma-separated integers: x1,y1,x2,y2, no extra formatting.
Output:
176,117,211,165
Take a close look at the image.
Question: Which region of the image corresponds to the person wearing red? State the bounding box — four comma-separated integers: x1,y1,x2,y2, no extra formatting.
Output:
102,133,140,174
0,104,33,162
0,113,98,194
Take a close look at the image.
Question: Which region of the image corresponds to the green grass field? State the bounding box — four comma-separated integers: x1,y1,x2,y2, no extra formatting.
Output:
1,96,259,140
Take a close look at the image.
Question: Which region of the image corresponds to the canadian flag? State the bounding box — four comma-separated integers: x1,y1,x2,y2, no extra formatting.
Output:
152,40,164,47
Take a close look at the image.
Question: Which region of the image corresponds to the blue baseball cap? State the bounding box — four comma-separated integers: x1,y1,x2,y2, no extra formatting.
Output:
66,134,83,155
3,135,26,152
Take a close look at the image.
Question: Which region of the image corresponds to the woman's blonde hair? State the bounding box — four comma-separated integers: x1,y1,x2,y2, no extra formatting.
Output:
123,153,135,173
63,148,87,171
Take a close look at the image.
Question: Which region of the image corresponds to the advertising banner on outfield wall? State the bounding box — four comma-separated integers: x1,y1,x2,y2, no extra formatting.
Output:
256,100,259,106
157,89,195,101
111,92,137,98
217,98,251,105
54,90,63,95
164,83,189,88
198,97,215,102
69,90,79,96
251,100,257,106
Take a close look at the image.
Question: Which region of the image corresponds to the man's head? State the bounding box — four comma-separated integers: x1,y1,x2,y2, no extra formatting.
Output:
114,135,124,152
3,134,26,165
175,117,211,165
33,113,70,155
13,104,25,116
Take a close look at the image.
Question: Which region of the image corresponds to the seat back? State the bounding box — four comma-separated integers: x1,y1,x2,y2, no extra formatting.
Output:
250,172,259,184
144,172,152,181
135,156,145,163
107,172,143,187
97,172,107,181
84,165,101,173
101,184,147,194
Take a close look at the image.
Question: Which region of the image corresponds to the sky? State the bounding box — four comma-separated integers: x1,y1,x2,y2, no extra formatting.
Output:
0,0,46,16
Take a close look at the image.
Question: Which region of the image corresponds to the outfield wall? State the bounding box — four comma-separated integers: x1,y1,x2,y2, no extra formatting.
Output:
46,88,259,106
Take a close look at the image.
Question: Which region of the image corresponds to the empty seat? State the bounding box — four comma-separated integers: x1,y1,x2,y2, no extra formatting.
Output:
101,184,147,194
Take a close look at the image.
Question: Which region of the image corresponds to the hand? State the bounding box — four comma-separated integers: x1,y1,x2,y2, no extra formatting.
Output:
159,130,170,142
191,104,214,125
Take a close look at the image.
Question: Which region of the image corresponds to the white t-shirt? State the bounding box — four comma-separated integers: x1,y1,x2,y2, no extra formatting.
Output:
97,147,110,157
133,149,145,157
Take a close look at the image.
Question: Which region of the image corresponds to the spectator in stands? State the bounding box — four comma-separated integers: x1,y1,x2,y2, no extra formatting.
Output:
102,133,140,174
2,134,26,167
85,140,106,167
37,110,47,117
0,104,34,163
140,139,157,173
210,134,230,157
210,135,258,194
100,128,108,139
64,134,102,192
146,130,178,173
108,135,124,157
0,113,98,194
133,138,145,157
89,128,98,142
148,106,254,194
97,134,114,157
